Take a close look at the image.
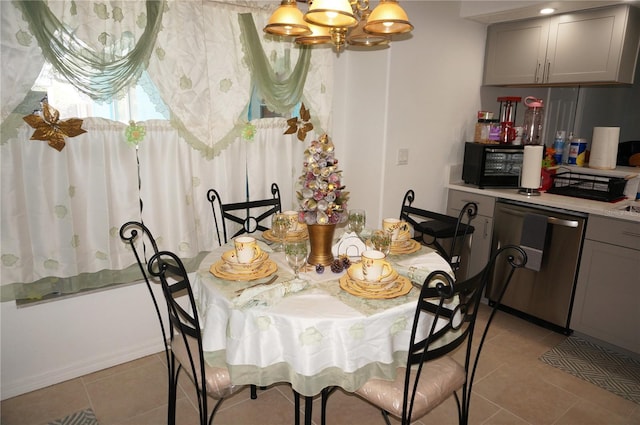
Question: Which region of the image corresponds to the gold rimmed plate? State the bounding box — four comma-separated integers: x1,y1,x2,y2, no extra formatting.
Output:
339,274,412,299
390,239,421,255
221,249,269,274
346,263,399,285
210,260,278,281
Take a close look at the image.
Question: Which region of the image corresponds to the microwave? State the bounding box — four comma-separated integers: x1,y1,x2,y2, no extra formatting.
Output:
462,142,524,188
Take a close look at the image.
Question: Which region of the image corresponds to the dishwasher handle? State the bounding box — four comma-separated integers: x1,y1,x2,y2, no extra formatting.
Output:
499,207,580,228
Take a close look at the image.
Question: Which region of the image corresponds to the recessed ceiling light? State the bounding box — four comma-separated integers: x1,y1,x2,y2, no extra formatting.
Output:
540,8,555,15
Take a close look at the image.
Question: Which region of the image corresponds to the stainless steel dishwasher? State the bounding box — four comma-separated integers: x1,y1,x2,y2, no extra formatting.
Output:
486,199,587,334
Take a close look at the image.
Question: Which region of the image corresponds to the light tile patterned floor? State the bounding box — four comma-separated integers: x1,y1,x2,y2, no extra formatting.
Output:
2,304,639,425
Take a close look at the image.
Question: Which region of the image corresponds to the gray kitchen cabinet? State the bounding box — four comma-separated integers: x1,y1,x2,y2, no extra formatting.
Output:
447,190,495,279
484,4,640,86
570,215,640,354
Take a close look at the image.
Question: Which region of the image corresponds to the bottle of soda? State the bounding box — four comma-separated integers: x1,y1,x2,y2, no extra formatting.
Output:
553,130,566,165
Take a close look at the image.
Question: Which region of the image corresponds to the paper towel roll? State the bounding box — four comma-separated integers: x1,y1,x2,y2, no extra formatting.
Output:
589,127,620,170
521,145,544,189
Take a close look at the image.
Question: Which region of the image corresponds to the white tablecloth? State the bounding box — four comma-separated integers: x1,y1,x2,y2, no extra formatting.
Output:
191,239,453,397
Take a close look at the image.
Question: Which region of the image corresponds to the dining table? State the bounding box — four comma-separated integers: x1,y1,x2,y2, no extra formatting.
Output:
190,229,455,424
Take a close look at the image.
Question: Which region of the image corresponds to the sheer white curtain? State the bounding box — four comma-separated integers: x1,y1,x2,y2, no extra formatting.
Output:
0,0,333,301
0,119,140,300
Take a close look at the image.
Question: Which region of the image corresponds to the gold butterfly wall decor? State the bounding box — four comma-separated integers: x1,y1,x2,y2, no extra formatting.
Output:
23,98,86,151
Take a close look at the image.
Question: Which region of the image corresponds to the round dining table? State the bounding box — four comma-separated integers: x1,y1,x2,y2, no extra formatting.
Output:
190,233,454,404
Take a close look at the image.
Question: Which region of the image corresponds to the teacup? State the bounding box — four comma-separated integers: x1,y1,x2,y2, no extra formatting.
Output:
382,218,410,241
234,236,262,264
283,210,301,232
361,250,393,282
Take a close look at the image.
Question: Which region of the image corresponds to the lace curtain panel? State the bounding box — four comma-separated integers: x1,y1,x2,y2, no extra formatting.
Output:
0,0,331,301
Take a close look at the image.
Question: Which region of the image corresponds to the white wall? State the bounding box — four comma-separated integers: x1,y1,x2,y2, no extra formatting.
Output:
1,282,167,399
336,2,487,227
1,1,488,400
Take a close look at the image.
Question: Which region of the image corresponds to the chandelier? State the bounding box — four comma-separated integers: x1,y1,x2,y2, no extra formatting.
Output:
264,0,413,51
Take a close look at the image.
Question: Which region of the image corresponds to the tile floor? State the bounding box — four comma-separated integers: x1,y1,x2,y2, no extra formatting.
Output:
2,305,639,425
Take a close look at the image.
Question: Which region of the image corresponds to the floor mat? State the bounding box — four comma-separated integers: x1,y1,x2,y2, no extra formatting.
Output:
47,408,99,425
540,336,640,405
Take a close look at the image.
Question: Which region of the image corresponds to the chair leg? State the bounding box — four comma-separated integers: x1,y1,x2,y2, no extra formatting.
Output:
304,396,313,425
320,387,337,425
380,410,392,425
207,398,225,425
167,359,180,425
294,391,300,425
250,385,257,399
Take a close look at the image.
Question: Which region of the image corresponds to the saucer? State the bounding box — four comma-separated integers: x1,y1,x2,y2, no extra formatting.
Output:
221,250,268,274
339,274,412,299
390,239,421,255
210,259,277,281
347,263,399,284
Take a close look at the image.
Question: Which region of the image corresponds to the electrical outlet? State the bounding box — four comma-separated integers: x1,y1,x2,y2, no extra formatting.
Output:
397,148,409,165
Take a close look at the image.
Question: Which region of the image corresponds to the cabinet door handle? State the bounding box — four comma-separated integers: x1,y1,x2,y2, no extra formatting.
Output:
622,231,640,238
483,219,489,238
534,62,541,83
501,208,579,228
545,61,551,83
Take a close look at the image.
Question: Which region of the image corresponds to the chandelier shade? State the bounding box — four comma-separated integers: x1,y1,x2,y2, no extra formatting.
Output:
364,0,413,35
296,23,333,45
265,0,413,51
346,9,389,47
264,0,312,36
304,0,358,28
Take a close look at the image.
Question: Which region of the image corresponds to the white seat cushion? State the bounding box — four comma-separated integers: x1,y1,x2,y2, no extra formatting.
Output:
171,334,241,399
355,355,465,421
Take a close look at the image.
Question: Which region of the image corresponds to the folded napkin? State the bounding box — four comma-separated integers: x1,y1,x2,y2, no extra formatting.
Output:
233,279,308,309
393,251,453,285
332,231,367,259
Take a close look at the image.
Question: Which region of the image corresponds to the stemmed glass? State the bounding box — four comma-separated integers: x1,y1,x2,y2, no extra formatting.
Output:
348,209,366,237
285,240,309,282
271,213,291,252
370,230,391,256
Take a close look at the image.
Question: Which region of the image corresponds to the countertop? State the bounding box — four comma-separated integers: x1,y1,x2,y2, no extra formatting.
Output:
447,164,640,223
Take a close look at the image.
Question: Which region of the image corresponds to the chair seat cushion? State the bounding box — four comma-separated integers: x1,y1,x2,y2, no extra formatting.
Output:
355,355,465,421
172,335,241,399
416,220,474,238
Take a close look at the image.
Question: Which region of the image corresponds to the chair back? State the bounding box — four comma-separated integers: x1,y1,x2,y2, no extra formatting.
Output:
207,183,282,245
147,250,210,422
119,221,170,361
399,190,477,274
401,245,527,424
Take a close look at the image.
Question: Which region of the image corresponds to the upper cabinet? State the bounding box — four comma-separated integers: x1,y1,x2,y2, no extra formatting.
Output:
484,5,640,86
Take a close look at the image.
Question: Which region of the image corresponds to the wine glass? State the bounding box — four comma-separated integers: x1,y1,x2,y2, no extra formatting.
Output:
370,230,391,256
271,213,290,252
285,240,308,282
348,209,366,237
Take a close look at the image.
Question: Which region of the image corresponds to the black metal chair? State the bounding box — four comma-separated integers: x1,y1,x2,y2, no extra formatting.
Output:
207,183,282,245
399,189,478,275
148,249,245,425
119,221,176,424
320,245,527,425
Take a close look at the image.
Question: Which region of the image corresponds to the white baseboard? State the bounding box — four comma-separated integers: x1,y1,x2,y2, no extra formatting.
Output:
1,339,165,400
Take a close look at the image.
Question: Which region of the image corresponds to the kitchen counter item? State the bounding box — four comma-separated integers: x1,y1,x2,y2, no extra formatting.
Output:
522,96,544,145
462,142,524,188
546,172,627,202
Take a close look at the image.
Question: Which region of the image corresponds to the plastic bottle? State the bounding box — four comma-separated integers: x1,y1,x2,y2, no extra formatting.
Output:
562,132,573,164
553,130,566,165
522,96,544,145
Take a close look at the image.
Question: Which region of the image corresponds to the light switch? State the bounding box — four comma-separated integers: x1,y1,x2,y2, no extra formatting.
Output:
397,148,409,165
